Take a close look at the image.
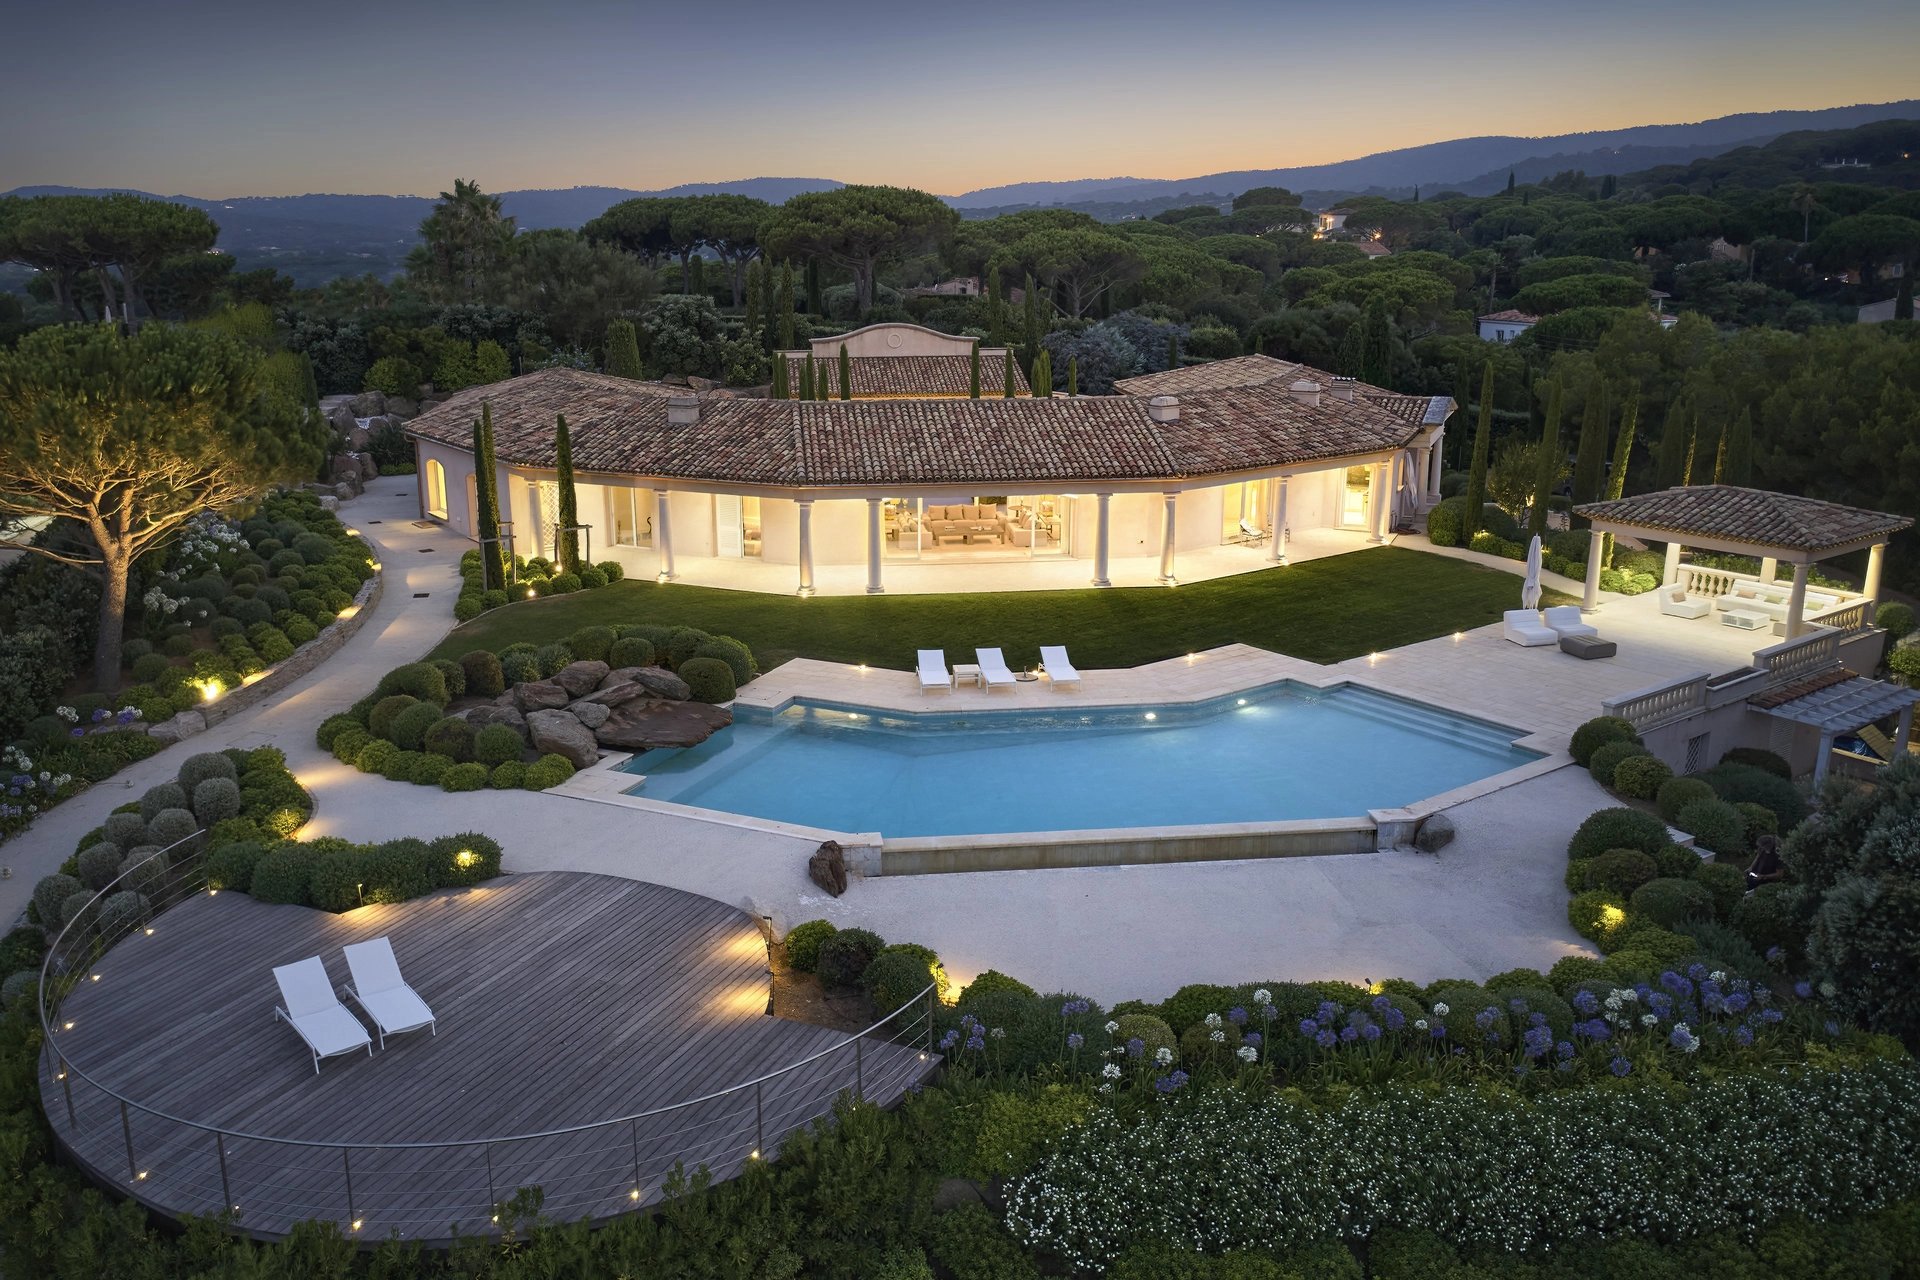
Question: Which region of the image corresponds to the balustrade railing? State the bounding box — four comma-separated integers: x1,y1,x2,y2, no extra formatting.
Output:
1757,630,1841,688
1602,673,1710,732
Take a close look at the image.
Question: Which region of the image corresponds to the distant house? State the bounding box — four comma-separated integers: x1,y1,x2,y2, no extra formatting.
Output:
1859,297,1903,324
1477,310,1539,343
1352,239,1392,259
1314,208,1350,237
905,276,1024,304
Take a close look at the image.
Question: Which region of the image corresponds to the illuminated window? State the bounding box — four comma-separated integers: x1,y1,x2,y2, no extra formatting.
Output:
424,459,448,519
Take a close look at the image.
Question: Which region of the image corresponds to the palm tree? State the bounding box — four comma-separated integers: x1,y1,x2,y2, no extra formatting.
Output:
411,179,517,303
1788,183,1819,244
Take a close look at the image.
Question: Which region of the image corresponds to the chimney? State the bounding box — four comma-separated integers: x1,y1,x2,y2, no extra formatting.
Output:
1146,394,1180,423
1330,376,1356,402
1286,379,1322,407
667,395,699,427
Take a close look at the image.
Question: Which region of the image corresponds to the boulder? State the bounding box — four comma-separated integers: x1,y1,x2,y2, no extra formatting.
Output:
598,666,648,691
333,483,357,503
318,495,340,513
631,668,691,701
386,396,419,419
525,709,600,769
149,711,207,745
329,454,366,486
1412,813,1456,855
345,424,371,451
593,699,731,751
324,403,359,433
513,680,572,713
577,676,656,709
464,704,527,737
808,841,848,897
349,389,387,417
551,660,610,697
570,701,610,730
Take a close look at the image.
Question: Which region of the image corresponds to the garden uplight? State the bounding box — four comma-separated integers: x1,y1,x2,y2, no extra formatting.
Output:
1600,904,1627,928
454,849,478,869
196,679,223,702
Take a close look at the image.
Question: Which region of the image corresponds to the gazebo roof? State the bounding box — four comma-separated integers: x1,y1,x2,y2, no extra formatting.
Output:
1575,486,1912,557
1751,672,1920,733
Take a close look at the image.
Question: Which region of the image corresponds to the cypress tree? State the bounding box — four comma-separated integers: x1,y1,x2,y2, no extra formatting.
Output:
744,259,763,345
1599,391,1639,565
1569,377,1610,526
986,272,1005,345
772,353,790,399
1450,361,1474,472
1505,170,1516,195
1462,362,1495,545
1360,295,1392,387
554,412,581,573
1335,322,1365,377
1897,274,1915,321
1682,417,1698,486
1723,407,1754,486
1529,380,1563,538
1654,396,1689,489
604,318,643,380
761,261,779,352
778,260,797,348
969,341,981,398
1031,351,1044,397
801,354,816,400
1023,273,1039,363
805,258,822,315
1067,355,1078,396
1711,416,1729,483
688,255,707,298
1002,348,1017,399
838,343,853,401
472,411,504,592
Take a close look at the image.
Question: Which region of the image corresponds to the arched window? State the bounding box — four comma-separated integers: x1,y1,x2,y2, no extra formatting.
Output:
425,458,448,519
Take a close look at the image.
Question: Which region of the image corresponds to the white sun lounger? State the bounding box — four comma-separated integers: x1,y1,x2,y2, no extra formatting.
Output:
341,937,437,1050
975,647,1018,690
916,649,951,692
272,956,371,1074
1541,605,1599,641
1039,645,1082,689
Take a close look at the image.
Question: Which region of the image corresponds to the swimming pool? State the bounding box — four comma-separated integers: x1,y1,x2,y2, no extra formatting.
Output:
616,682,1539,839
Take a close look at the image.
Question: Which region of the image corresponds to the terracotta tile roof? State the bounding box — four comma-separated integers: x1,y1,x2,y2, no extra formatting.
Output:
1116,356,1452,427
781,352,1028,398
1478,309,1540,324
405,367,1423,489
1576,486,1913,554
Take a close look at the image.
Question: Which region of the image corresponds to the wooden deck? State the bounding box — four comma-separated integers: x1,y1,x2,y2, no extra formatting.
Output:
40,872,936,1242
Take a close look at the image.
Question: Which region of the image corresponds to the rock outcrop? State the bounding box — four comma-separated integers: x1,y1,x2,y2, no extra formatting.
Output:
551,660,610,697
513,680,572,713
525,708,600,768
594,699,731,750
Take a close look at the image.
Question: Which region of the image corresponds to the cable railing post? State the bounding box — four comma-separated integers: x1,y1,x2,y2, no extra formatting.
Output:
855,1035,865,1102
629,1119,643,1200
925,985,936,1052
754,1080,764,1157
120,1100,136,1181
215,1132,231,1213
484,1141,495,1219
58,1052,75,1126
342,1148,356,1228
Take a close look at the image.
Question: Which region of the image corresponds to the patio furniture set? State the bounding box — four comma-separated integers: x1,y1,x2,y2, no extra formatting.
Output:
1503,606,1617,659
273,937,436,1073
917,645,1081,692
889,503,1060,548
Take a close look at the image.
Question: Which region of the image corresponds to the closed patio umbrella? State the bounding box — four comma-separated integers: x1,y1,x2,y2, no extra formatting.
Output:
1521,534,1543,609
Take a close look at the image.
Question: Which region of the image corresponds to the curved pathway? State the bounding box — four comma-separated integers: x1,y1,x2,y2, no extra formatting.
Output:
6,480,1601,1004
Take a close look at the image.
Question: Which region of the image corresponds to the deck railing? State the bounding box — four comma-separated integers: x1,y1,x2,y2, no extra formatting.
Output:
1808,599,1872,638
39,839,937,1242
1602,673,1711,732
1677,565,1744,599
1757,630,1841,688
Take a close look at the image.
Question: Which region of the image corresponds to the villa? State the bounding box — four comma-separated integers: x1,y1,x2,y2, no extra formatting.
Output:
405,328,1454,596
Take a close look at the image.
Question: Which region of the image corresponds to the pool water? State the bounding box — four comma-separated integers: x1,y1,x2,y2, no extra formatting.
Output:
617,683,1538,838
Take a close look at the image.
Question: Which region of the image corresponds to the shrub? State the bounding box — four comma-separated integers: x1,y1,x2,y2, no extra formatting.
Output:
1588,739,1650,788
490,760,527,789
566,625,616,663
1569,716,1639,767
460,649,505,698
407,753,453,786
515,753,570,790
1657,776,1718,823
1875,601,1915,642
927,1203,1041,1280
607,636,655,669
368,694,419,740
1425,983,1510,1047
102,811,147,851
1583,847,1660,894
76,842,124,890
423,716,477,762
117,848,167,895
784,919,837,972
307,840,369,911
441,762,488,792
500,652,541,686
549,572,582,594
1568,889,1631,949
1696,761,1808,831
429,833,503,887
32,873,83,927
139,781,188,823
666,626,712,668
863,945,946,1013
816,927,885,988
191,777,242,827
204,840,263,893
96,891,150,939
331,726,372,765
1720,746,1791,779
130,652,171,684
354,738,397,774
160,633,194,657
250,845,312,905
1612,753,1674,801
430,657,467,699
596,561,624,583
373,662,449,706
959,969,1039,1005
619,623,675,651
1675,797,1747,857
316,713,364,749
1568,807,1669,862
382,750,423,782
472,723,523,766
1630,876,1716,928
0,970,38,1014
360,838,435,903
1731,882,1808,960
389,701,444,752
534,642,574,677
1424,496,1465,547
1111,1013,1177,1061
694,635,757,686
147,807,199,849
453,595,484,622
679,656,736,703
256,630,295,664
1735,801,1778,843
1694,861,1747,921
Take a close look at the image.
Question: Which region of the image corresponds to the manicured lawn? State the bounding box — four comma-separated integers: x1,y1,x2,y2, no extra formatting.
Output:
429,547,1573,672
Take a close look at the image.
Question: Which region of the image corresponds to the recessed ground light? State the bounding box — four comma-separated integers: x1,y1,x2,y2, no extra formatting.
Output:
367,520,383,525
413,592,430,599
418,548,434,553
1144,712,1157,721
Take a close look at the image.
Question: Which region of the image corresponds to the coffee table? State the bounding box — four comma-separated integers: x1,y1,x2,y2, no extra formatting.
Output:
952,663,981,688
1722,608,1770,631
1559,633,1617,660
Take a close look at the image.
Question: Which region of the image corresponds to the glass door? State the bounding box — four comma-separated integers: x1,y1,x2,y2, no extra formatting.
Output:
1341,467,1371,529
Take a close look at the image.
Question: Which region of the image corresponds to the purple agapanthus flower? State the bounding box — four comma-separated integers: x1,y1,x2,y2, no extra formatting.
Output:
1066,1032,1084,1051
1243,1032,1262,1047
1226,1006,1247,1026
1060,999,1090,1017
1153,1070,1189,1094
1609,1055,1632,1077
1126,1037,1145,1059
1360,1022,1382,1042
1339,1025,1359,1043
1298,1018,1319,1037
1315,1029,1337,1049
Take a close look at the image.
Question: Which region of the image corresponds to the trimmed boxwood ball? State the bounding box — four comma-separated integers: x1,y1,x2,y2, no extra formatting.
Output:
373,662,449,706
354,739,397,774
307,840,369,911
578,568,608,590
490,760,527,789
331,726,372,765
96,891,151,939
1720,746,1791,779
607,636,655,669
191,777,242,826
77,842,124,890
131,652,171,683
429,832,502,887
1111,1013,1176,1061
315,713,364,750
1654,841,1705,879
1425,983,1511,1047
388,701,444,752
1582,848,1659,894
500,652,541,685
666,626,712,669
1567,889,1631,950
32,873,83,927
596,560,624,583
369,694,419,740
863,947,943,1015
1675,796,1747,857
1629,876,1717,928
454,594,484,622
957,969,1038,1005
139,782,188,823
440,762,488,792
618,623,674,650
1611,753,1673,801
1570,716,1639,767
1875,600,1915,642
694,636,757,686
430,657,467,698
361,837,435,903
1736,801,1778,842
1588,739,1650,788
549,572,581,594
1568,807,1669,862
679,656,736,704
523,754,575,790
1657,776,1717,823
534,643,574,678
422,716,477,762
1696,761,1808,830
204,840,264,893
783,920,837,972
382,750,423,782
473,723,523,767
407,753,453,786
1732,882,1808,961
1,970,38,1014
566,625,616,663
103,811,147,851
1694,861,1747,920
147,807,200,850
816,927,885,989
460,649,505,698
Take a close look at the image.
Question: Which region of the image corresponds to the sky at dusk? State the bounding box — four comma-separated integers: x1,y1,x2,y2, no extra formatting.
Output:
5,0,1918,197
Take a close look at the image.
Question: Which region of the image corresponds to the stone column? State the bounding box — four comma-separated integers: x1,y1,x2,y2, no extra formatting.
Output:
654,489,675,582
1092,492,1112,587
797,498,815,598
1864,542,1886,622
866,498,884,595
1157,492,1178,585
1895,701,1914,756
1412,446,1432,511
1662,540,1683,588
1583,531,1605,611
1268,475,1289,565
1814,729,1837,787
1427,431,1445,499
1759,555,1778,584
1368,462,1389,543
1784,561,1810,639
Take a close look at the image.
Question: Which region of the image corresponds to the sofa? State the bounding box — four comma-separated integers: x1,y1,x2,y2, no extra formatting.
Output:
1503,609,1558,647
1713,582,1844,623
1658,584,1712,619
925,504,1003,545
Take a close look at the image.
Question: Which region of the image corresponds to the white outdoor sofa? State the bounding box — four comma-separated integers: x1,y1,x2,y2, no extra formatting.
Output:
341,937,436,1050
1714,582,1844,624
975,647,1019,690
1039,645,1082,690
1658,584,1712,619
1542,606,1599,641
1502,609,1558,647
273,956,372,1074
916,649,951,693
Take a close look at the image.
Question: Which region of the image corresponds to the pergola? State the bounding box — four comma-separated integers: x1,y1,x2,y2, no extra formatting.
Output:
1574,486,1913,638
1749,668,1919,785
